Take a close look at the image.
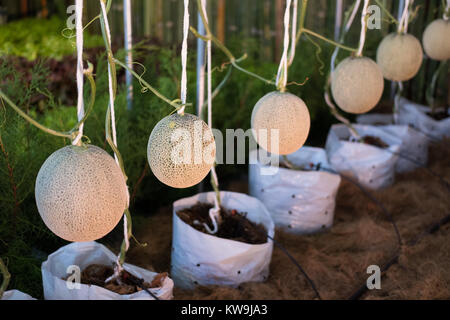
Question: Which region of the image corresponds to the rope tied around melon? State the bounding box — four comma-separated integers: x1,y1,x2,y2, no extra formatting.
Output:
72,0,85,147
177,0,190,116
356,0,370,57
197,0,221,234
275,0,292,92
99,0,133,281
397,0,413,34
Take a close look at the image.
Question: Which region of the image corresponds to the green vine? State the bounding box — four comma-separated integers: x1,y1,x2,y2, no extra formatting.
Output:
0,64,96,145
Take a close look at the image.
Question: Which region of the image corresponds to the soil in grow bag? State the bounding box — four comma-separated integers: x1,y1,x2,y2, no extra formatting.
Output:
345,135,389,149
176,203,268,244
426,111,449,121
71,264,167,295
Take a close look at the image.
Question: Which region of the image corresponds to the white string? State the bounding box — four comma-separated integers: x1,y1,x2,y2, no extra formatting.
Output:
100,0,127,278
199,0,219,235
287,0,298,66
356,0,370,57
196,0,206,117
73,0,84,146
331,0,361,72
178,0,190,115
445,0,450,20
398,0,411,33
275,0,292,89
100,1,118,163
345,0,362,32
124,0,133,110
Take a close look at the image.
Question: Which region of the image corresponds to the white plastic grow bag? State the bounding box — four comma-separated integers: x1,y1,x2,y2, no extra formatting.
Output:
171,191,275,290
356,114,429,173
42,241,173,300
248,147,341,234
1,290,35,300
325,124,402,190
395,97,450,140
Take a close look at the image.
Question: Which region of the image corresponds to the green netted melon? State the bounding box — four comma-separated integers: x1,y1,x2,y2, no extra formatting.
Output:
331,56,384,114
147,113,216,188
376,33,423,81
422,19,450,61
35,145,128,242
251,91,310,155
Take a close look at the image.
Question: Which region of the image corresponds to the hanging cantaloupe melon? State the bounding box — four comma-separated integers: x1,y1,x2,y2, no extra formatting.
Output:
251,91,310,155
422,19,450,61
376,33,423,81
147,113,216,188
35,145,128,242
331,56,384,114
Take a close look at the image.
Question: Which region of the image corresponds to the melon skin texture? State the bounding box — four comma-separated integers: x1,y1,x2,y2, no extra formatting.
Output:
251,91,310,155
147,113,216,188
35,145,128,242
376,33,423,81
331,56,384,115
422,19,450,61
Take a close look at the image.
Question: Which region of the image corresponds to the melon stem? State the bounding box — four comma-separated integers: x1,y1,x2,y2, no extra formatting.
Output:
0,76,95,143
100,0,133,272
114,58,188,112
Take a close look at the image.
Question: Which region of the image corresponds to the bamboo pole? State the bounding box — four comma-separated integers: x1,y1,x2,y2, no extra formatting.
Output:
20,0,27,17
196,0,206,119
41,0,48,18
263,0,272,61
217,0,225,43
156,0,163,43
144,0,151,37
275,0,284,62
124,0,133,110
334,0,343,41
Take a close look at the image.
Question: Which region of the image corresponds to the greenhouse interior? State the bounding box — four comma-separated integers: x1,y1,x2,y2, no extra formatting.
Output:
0,0,449,304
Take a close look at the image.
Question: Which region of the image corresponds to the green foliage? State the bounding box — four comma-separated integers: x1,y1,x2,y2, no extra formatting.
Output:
0,17,103,61
0,60,67,299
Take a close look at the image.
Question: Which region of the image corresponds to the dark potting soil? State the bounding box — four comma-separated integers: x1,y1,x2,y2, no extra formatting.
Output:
345,135,389,149
426,111,449,121
176,202,268,245
362,135,389,149
76,264,167,295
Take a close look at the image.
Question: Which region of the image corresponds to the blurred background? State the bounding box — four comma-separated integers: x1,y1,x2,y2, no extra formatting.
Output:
0,0,448,298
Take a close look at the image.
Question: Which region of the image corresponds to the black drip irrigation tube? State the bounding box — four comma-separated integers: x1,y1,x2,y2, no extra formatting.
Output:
129,277,160,300
385,149,450,191
316,165,403,246
267,235,322,300
347,213,450,300
244,213,323,300
317,143,450,300
139,143,449,301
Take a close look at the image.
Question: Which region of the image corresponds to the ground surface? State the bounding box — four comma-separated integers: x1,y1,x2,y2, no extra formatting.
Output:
123,141,450,300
